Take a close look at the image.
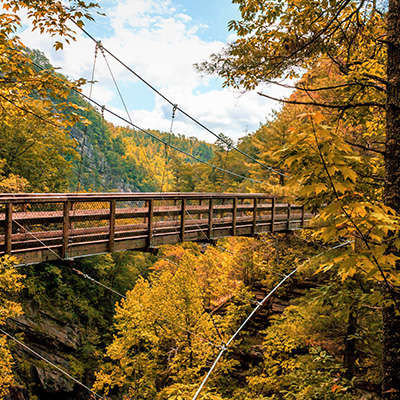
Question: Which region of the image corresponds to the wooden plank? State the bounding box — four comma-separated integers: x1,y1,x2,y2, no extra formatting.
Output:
5,203,12,255
287,203,292,230
232,197,237,236
271,197,276,233
61,200,71,259
180,198,186,242
208,198,214,240
109,200,116,252
147,199,154,248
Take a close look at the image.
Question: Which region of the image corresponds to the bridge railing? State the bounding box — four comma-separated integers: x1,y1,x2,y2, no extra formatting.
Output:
0,193,310,265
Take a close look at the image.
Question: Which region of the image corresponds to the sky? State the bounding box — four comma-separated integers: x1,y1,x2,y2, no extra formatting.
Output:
19,0,292,143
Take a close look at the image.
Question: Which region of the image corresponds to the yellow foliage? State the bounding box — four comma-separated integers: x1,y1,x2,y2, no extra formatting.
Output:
0,255,24,398
0,335,14,400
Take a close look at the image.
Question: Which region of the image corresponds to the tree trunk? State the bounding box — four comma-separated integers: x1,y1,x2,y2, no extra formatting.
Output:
344,303,358,380
383,0,400,398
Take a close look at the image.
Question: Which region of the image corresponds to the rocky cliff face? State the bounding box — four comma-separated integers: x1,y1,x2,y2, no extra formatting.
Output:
69,126,139,193
6,303,91,400
3,254,119,400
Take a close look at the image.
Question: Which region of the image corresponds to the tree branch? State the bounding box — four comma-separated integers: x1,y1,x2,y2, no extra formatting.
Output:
345,140,386,155
0,94,62,128
257,92,385,109
266,79,385,93
362,73,389,86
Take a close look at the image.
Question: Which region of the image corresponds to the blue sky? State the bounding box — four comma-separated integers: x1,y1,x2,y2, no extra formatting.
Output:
19,0,290,143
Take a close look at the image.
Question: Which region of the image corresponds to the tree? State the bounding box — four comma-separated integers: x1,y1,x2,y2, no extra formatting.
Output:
93,243,271,399
0,2,97,396
199,0,400,397
0,1,99,166
93,253,219,398
0,256,24,399
0,98,78,192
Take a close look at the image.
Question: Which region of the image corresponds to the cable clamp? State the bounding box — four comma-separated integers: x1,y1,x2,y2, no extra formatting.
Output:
172,104,178,118
73,268,90,280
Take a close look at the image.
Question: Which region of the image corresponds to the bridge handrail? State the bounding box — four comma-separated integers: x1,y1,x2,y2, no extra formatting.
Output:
0,192,277,204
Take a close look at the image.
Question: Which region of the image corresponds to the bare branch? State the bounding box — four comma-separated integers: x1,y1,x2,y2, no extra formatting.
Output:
345,140,386,155
266,79,385,93
257,92,385,109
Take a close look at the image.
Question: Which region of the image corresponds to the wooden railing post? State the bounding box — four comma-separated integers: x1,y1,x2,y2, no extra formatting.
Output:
109,200,116,253
5,203,12,255
232,197,237,236
180,198,186,242
147,199,154,248
301,205,305,228
199,199,204,220
174,199,178,221
271,197,276,233
208,198,214,240
252,198,258,236
287,203,292,230
70,202,75,230
62,201,71,259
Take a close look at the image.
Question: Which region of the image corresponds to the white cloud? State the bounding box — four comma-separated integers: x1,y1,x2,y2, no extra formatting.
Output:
16,0,290,144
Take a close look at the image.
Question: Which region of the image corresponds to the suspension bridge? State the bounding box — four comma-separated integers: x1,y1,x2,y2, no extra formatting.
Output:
0,192,311,265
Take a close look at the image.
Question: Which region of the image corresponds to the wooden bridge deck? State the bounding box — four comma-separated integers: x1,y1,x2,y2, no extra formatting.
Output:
0,193,312,265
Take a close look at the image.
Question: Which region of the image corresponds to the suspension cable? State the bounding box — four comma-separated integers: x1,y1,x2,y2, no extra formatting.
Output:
29,60,264,185
75,41,99,192
72,268,224,349
78,92,264,184
191,239,354,400
76,25,292,181
0,327,110,400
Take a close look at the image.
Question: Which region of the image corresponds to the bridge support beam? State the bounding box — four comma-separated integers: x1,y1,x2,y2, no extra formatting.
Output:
5,203,12,255
208,198,214,240
180,198,186,242
62,201,71,259
287,203,292,230
252,198,258,236
109,200,116,253
232,197,237,236
147,199,154,249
